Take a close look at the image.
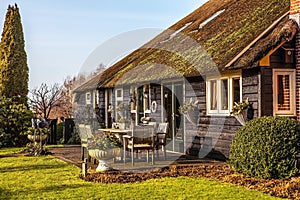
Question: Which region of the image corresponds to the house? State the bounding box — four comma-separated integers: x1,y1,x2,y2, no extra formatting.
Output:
74,0,300,158
73,74,104,128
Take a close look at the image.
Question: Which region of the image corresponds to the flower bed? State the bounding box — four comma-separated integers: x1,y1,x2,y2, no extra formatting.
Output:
80,164,300,199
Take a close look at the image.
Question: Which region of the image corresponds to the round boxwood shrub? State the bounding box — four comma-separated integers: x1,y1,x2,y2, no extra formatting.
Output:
229,116,300,179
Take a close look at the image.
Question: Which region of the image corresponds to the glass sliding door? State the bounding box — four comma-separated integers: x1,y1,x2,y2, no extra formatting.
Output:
162,81,184,153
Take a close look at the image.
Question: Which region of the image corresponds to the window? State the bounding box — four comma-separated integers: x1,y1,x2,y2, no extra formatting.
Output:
206,76,242,115
116,89,123,101
93,91,99,108
273,69,296,116
143,84,151,112
115,88,124,121
86,92,91,105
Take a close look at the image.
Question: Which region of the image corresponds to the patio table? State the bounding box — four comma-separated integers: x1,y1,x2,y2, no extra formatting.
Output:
99,128,132,139
99,128,132,162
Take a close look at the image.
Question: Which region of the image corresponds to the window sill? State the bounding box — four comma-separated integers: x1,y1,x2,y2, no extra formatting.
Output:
274,114,296,117
206,113,231,117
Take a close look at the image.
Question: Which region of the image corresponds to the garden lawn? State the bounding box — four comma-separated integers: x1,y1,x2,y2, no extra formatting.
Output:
0,148,281,200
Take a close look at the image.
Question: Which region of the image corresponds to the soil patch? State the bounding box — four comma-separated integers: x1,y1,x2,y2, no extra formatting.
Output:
81,164,300,199
48,145,300,199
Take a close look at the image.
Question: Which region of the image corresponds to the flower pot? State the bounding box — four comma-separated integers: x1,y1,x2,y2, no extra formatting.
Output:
118,123,125,130
88,148,120,172
184,111,198,126
233,113,246,125
27,134,48,142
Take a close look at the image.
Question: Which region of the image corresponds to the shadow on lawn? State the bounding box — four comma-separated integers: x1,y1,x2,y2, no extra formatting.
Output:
0,163,67,173
0,187,12,198
41,183,88,192
12,183,88,196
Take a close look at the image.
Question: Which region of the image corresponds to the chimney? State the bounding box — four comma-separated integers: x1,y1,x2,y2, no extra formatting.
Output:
290,0,300,25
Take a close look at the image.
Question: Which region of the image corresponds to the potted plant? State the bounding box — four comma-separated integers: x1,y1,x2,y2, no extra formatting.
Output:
178,98,199,126
230,98,250,125
87,132,122,172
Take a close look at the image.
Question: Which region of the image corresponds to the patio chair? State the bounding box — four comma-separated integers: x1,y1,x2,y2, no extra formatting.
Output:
155,123,168,160
124,125,155,165
78,124,94,161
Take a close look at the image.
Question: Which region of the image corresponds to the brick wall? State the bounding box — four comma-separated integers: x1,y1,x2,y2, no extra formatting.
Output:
291,0,300,15
291,0,300,121
295,32,300,121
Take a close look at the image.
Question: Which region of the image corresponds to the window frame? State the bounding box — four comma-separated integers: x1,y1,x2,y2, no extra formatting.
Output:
115,88,123,102
86,92,91,105
273,69,296,116
206,75,242,116
115,88,124,121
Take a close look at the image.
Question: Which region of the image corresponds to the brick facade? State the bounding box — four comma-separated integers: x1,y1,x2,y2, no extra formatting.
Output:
290,0,300,121
291,0,300,15
295,32,300,121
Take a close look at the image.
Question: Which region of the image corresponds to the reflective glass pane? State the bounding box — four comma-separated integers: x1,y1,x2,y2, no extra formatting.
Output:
221,79,228,110
277,75,290,111
210,80,217,110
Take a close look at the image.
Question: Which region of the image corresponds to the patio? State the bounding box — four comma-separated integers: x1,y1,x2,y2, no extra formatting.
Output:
49,145,225,173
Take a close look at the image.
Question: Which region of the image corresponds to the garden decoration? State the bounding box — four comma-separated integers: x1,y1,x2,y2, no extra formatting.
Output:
230,98,250,125
26,118,50,156
88,131,122,172
179,98,199,126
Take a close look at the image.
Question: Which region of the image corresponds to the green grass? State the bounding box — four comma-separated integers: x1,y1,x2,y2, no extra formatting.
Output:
0,147,25,155
0,149,281,200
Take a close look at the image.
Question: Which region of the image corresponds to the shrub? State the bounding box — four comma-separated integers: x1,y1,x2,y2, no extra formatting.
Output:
229,116,300,179
56,122,64,142
0,97,33,147
66,129,81,144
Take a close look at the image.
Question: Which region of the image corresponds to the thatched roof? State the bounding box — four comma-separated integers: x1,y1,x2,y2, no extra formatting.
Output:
229,16,298,69
73,74,101,93
86,0,296,89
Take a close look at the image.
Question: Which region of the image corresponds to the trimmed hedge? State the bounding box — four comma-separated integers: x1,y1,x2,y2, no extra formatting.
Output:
229,116,300,179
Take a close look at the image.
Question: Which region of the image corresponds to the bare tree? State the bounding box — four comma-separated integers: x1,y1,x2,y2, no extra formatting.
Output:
49,77,75,119
29,83,63,119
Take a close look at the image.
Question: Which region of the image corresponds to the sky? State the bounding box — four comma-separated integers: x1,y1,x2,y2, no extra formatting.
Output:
0,0,207,90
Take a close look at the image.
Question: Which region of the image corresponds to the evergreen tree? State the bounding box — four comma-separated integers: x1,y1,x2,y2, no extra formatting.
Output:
0,4,29,104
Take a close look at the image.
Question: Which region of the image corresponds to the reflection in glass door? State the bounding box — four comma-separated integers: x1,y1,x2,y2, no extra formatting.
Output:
163,82,184,153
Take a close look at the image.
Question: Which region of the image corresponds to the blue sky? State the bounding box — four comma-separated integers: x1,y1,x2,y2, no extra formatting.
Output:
0,0,206,89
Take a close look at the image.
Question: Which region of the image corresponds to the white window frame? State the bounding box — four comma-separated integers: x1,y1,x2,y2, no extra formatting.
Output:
86,92,91,105
93,90,99,108
206,75,242,116
273,69,296,116
115,88,124,121
115,88,123,102
144,84,151,113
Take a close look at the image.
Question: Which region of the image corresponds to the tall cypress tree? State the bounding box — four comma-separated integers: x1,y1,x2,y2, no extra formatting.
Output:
0,4,29,104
